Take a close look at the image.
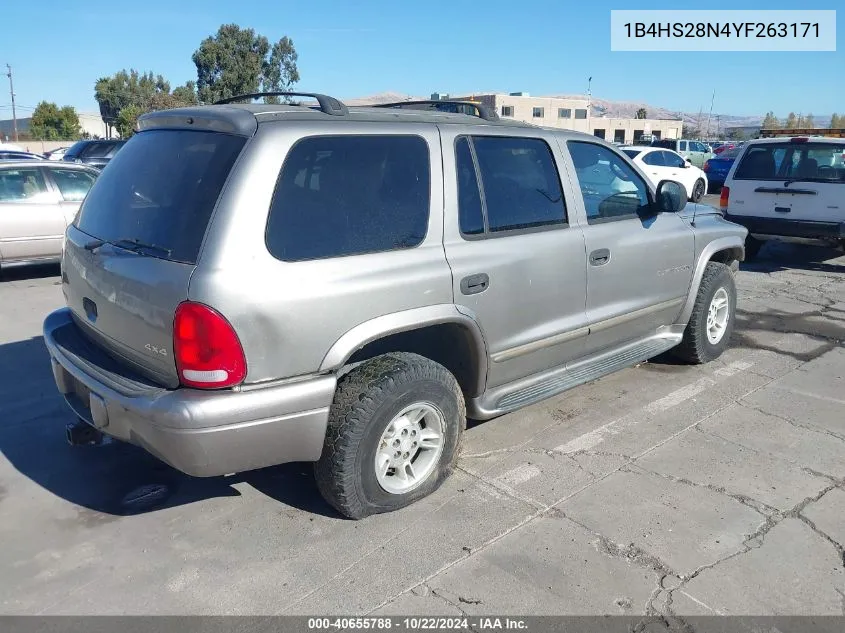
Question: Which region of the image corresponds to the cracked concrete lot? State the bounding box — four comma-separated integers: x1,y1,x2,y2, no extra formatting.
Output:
0,240,843,617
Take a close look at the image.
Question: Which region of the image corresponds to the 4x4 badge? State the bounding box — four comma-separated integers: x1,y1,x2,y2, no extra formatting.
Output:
144,344,167,357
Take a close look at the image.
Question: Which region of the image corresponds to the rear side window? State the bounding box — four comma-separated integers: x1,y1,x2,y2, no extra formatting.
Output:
642,152,664,166
51,168,97,201
735,142,845,182
456,135,567,237
74,130,245,264
266,135,430,261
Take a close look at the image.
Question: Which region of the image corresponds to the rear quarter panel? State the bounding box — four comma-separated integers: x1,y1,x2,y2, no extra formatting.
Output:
189,120,454,384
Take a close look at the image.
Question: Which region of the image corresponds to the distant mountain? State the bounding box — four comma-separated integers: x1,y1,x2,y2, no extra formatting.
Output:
345,92,832,130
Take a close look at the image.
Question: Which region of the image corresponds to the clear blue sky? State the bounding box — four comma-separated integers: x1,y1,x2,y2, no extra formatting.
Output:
2,0,842,118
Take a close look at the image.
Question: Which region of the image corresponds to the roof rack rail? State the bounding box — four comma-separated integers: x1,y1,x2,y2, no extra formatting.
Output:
373,100,499,121
214,92,348,116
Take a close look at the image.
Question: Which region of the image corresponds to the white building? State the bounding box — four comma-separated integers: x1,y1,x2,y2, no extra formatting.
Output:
445,93,682,144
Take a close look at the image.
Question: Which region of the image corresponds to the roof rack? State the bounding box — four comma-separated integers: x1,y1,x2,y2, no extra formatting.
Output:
372,100,499,122
214,92,348,116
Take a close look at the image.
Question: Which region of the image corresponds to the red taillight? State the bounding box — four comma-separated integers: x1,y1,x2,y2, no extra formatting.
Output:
173,302,246,389
720,186,730,211
791,137,809,143
703,161,711,172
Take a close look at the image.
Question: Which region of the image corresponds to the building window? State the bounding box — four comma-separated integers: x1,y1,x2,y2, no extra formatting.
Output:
593,129,606,139
614,129,625,143
532,107,545,118
558,108,571,119
501,105,514,117
633,129,645,142
574,109,588,119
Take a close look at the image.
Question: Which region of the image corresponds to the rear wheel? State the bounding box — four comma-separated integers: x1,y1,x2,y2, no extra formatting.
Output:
744,236,764,261
691,178,706,202
314,353,465,519
673,262,736,364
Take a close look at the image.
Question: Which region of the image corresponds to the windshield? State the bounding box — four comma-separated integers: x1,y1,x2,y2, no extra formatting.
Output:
622,149,641,159
74,129,245,264
734,142,845,183
720,146,743,159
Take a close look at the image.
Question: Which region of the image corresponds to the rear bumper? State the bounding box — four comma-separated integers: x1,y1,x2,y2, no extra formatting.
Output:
43,308,335,476
724,214,845,241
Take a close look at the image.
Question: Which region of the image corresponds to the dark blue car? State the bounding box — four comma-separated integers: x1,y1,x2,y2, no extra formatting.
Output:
703,145,743,192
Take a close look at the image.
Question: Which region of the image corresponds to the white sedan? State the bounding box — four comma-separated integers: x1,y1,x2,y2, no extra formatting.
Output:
621,146,708,202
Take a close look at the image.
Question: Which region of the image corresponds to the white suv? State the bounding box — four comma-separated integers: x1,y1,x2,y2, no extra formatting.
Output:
721,137,845,259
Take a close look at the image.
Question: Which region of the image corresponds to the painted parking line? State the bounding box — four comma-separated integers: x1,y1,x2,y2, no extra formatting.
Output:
554,360,754,455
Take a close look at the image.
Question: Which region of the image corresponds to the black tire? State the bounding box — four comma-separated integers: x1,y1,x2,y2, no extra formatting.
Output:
672,262,737,364
691,178,706,202
314,352,465,519
744,236,764,261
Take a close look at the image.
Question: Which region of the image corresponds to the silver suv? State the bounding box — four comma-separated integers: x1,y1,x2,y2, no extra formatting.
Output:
43,93,748,519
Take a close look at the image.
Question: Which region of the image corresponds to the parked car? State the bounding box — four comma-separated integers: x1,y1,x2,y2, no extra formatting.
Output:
0,161,99,271
703,146,744,193
0,150,46,161
621,146,708,202
651,139,714,168
62,139,126,169
43,93,747,519
44,147,70,161
721,136,845,259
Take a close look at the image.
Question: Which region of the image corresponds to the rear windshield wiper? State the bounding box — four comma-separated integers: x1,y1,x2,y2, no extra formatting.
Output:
112,238,172,258
783,177,834,186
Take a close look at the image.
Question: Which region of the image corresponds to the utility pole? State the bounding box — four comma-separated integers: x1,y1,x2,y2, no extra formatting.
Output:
705,90,715,140
5,64,18,142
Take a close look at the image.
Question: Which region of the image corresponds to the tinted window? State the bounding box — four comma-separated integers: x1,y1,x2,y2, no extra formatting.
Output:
568,141,650,223
455,137,484,235
574,109,588,119
0,168,49,202
63,141,89,159
679,141,688,151
663,151,686,168
51,168,97,201
622,150,641,159
734,142,845,182
267,135,430,261
75,130,245,264
642,151,664,166
470,136,566,233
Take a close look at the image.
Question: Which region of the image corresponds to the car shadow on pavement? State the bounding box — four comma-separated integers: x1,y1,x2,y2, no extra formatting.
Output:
0,263,61,282
0,336,342,520
739,241,844,275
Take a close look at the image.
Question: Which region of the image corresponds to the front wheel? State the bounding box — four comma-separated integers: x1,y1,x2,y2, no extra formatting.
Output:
314,353,465,519
672,262,737,364
691,178,706,203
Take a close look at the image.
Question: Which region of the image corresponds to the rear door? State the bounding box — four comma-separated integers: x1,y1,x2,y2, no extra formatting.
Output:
0,166,65,260
45,166,98,227
726,140,845,222
441,128,588,389
63,128,247,387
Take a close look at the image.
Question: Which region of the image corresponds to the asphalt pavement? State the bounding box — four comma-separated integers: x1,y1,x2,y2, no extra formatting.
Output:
0,239,843,618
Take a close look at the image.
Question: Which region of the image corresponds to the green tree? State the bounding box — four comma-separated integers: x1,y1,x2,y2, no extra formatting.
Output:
94,69,198,137
727,128,747,141
635,107,647,120
761,111,779,130
682,124,700,138
803,113,814,127
29,102,82,140
831,113,842,128
192,24,300,104
784,112,798,128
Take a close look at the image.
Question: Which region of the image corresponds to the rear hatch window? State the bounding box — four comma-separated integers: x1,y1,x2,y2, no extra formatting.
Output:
74,130,245,263
734,142,845,183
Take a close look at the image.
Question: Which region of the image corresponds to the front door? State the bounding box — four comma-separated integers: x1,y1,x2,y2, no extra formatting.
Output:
0,166,64,261
441,129,588,389
563,140,695,357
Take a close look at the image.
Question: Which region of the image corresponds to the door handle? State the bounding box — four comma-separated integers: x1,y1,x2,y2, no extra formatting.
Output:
589,248,611,266
460,273,489,295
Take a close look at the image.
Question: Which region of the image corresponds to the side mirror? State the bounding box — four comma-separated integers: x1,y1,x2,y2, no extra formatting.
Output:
655,180,687,213
684,159,692,168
